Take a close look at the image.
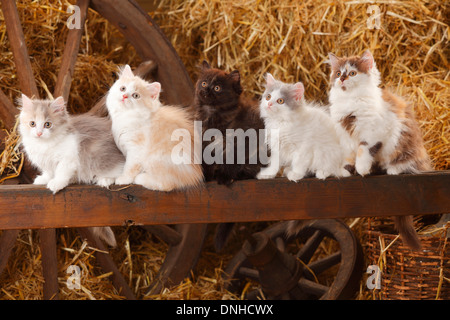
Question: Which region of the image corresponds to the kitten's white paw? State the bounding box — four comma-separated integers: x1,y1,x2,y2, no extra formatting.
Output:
355,160,371,176
286,171,304,182
340,167,352,177
96,177,115,188
386,167,401,175
115,175,134,185
315,170,330,180
34,174,49,185
256,171,277,180
47,179,68,194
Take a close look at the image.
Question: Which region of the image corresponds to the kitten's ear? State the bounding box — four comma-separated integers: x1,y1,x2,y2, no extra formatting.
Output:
146,82,161,100
327,53,340,69
229,70,243,95
120,64,134,78
293,82,305,101
360,50,374,70
202,60,211,70
51,96,66,113
265,73,276,88
20,94,34,111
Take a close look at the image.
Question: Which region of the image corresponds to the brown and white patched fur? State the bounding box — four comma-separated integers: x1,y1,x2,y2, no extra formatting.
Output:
327,50,432,250
106,65,203,191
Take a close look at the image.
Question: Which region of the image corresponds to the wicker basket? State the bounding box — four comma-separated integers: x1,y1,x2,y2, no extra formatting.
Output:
364,217,449,300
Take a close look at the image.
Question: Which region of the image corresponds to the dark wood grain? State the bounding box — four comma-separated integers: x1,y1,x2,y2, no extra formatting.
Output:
0,172,448,230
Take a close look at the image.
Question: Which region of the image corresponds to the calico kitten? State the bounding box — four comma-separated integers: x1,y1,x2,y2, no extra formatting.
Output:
327,49,432,250
18,94,123,246
190,61,267,250
257,73,351,181
106,65,203,191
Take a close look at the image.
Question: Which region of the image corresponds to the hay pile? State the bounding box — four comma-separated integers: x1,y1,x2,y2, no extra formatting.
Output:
151,0,449,170
0,0,448,300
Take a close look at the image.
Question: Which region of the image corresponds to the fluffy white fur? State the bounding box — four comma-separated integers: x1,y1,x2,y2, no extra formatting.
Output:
106,65,203,191
18,95,124,247
257,74,350,181
328,50,404,175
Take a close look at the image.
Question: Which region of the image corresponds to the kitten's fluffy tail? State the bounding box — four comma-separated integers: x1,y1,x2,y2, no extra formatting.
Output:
394,216,422,251
285,220,306,238
91,227,117,247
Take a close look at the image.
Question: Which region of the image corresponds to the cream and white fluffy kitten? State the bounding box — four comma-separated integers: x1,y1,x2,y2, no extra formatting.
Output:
18,95,123,246
257,73,350,181
106,65,203,191
327,49,431,250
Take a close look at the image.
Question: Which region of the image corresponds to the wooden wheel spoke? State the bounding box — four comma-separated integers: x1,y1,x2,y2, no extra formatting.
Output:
296,230,324,264
54,0,90,100
307,251,341,276
1,0,39,97
141,225,182,246
238,266,259,280
297,278,329,297
0,229,20,275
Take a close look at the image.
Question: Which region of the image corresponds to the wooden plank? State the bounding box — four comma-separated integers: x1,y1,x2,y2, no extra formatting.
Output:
0,172,448,230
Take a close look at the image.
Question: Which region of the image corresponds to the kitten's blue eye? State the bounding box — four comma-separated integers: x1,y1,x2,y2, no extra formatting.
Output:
336,71,341,77
120,86,126,92
265,94,271,101
349,71,357,76
214,85,221,92
29,121,36,127
201,81,207,88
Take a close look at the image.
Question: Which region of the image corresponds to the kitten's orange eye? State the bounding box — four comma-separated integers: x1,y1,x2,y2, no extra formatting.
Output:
336,71,341,77
132,92,140,99
266,94,271,101
120,86,126,92
201,81,207,88
277,98,284,104
214,85,221,92
29,121,36,127
44,122,52,128
349,71,357,76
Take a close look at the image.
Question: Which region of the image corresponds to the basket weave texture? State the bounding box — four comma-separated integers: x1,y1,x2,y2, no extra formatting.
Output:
364,218,449,300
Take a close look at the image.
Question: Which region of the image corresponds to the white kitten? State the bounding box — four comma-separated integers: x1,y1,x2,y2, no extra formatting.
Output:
106,65,203,191
18,95,124,246
257,73,350,182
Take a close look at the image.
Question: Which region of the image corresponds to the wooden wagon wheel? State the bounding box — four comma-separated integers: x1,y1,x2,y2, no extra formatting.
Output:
223,219,364,300
0,0,207,299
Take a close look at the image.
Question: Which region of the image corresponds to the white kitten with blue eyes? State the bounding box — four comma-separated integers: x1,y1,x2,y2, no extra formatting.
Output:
257,74,351,181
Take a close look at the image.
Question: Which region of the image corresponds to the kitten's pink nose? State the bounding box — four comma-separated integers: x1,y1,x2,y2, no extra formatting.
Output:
122,94,128,99
268,102,272,108
36,132,42,137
